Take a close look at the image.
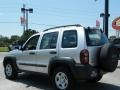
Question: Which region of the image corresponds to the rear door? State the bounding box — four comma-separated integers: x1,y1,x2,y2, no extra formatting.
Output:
58,29,79,62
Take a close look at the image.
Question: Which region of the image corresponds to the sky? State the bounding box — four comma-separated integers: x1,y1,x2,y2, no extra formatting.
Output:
0,0,119,37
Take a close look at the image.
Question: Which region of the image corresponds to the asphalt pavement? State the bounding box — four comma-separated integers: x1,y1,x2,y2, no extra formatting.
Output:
0,52,120,90
0,52,6,63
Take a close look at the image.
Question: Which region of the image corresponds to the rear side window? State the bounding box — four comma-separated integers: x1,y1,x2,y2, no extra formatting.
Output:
62,30,77,48
85,28,108,46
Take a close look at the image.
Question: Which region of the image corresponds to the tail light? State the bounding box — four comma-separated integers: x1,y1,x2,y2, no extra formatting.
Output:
80,49,89,64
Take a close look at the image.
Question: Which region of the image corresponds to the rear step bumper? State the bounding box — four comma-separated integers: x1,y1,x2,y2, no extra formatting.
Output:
71,64,99,80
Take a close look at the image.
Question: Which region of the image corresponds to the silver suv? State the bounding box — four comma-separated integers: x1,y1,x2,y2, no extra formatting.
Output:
3,24,119,90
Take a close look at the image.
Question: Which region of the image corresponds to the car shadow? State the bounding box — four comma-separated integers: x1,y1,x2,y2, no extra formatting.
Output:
14,73,120,90
15,72,52,90
76,81,120,90
117,66,120,69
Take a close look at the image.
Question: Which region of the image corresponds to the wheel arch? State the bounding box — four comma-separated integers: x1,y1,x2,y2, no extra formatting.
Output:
3,56,18,71
48,57,76,77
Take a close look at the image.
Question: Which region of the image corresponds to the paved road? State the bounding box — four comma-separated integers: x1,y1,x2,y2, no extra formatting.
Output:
0,52,120,90
0,52,6,62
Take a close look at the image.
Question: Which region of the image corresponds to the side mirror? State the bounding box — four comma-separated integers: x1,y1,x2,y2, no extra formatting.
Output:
20,46,25,51
15,45,22,50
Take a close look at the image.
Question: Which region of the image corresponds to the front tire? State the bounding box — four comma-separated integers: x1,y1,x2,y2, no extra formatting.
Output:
4,62,18,80
52,67,75,90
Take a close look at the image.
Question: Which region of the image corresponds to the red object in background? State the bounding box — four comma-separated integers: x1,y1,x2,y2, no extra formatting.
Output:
20,16,26,26
96,20,100,28
112,16,120,30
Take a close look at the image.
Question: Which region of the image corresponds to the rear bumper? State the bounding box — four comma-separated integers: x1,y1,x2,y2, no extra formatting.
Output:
71,64,99,80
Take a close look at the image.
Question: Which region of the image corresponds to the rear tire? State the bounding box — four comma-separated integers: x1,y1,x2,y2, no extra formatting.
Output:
4,62,18,80
51,67,75,90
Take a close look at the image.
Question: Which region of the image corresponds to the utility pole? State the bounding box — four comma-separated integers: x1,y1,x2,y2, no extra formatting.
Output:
95,0,109,37
20,4,26,32
104,0,109,37
26,9,28,30
100,12,110,33
21,5,33,30
23,4,26,31
100,13,105,32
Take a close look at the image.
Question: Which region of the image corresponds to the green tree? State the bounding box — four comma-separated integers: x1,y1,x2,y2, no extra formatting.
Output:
19,29,38,45
10,35,20,44
0,35,10,47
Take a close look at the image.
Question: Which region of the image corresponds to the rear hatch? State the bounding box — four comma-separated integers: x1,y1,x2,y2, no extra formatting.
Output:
85,28,108,66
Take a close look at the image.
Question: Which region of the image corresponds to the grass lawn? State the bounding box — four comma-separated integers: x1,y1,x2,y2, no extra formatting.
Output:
0,47,9,52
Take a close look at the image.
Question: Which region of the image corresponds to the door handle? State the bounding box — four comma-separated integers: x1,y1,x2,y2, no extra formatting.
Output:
29,52,35,55
49,51,57,54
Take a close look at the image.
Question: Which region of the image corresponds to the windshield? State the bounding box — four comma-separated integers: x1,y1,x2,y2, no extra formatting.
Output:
85,28,108,46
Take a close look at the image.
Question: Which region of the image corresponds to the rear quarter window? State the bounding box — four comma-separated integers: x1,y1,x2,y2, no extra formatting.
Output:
85,28,108,46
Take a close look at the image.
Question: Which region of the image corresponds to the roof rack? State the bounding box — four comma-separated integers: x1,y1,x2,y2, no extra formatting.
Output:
43,24,81,32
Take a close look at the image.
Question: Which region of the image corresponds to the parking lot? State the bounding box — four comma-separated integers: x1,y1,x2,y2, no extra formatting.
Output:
0,52,120,90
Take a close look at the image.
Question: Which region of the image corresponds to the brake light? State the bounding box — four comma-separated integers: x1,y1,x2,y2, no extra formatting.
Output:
80,49,89,64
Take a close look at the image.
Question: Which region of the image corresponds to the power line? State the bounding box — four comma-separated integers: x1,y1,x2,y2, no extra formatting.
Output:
0,6,100,16
0,22,18,24
30,23,56,26
0,21,56,26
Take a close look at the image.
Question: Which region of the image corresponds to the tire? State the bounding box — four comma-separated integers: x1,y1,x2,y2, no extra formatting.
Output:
89,75,103,83
51,67,75,90
99,43,119,72
4,62,18,80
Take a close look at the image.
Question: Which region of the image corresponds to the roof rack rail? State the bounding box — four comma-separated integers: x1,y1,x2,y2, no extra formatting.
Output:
43,24,81,32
